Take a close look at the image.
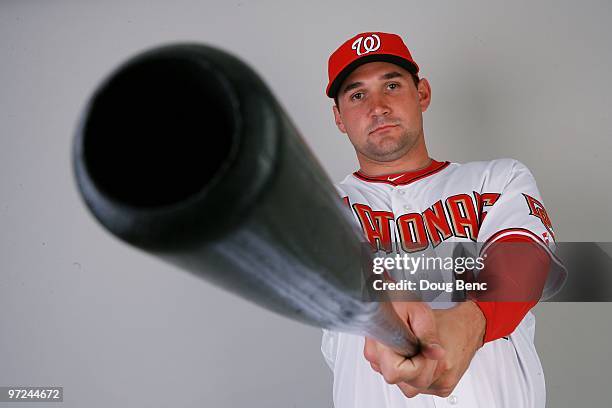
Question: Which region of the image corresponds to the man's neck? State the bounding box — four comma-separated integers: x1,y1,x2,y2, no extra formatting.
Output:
357,144,431,177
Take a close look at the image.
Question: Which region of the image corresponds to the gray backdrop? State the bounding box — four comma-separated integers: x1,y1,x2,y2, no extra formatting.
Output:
1,1,611,407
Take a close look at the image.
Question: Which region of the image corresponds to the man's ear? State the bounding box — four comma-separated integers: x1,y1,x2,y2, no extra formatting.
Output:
333,105,347,134
416,78,432,112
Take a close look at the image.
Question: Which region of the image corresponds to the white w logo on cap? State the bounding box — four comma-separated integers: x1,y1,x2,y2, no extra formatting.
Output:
351,34,381,56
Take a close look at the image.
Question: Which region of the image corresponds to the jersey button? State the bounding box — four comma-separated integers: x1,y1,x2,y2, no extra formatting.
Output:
403,204,411,211
397,190,406,195
447,394,458,405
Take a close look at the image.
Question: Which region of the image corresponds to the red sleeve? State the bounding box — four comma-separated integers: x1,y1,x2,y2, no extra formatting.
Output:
470,234,551,343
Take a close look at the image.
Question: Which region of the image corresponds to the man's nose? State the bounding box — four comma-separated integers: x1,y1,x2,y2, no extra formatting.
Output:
368,93,391,117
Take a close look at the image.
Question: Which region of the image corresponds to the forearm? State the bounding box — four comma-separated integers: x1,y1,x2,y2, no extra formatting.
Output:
469,236,551,342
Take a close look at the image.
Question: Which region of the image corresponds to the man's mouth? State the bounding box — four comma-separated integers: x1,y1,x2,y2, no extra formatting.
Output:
369,124,398,134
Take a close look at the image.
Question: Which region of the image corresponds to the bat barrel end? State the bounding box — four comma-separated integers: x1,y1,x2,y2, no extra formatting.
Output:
73,44,276,250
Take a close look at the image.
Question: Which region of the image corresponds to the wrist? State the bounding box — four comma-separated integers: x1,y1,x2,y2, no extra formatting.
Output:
461,300,487,349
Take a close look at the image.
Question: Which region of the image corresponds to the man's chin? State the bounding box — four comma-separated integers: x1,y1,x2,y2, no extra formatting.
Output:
364,148,409,162
364,142,410,162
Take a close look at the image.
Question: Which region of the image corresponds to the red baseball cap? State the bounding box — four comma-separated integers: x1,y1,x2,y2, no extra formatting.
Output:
326,32,420,98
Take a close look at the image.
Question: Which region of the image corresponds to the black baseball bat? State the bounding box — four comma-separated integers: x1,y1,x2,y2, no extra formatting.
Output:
72,43,420,356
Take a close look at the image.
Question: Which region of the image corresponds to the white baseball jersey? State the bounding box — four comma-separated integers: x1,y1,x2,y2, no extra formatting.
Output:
321,158,567,408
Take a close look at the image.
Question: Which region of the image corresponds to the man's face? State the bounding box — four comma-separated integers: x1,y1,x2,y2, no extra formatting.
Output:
333,61,431,163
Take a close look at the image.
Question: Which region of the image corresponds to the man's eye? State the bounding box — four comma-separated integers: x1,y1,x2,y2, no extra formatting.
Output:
351,92,364,101
387,83,399,90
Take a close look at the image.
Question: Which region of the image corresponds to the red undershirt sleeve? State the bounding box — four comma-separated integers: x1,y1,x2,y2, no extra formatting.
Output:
470,234,551,343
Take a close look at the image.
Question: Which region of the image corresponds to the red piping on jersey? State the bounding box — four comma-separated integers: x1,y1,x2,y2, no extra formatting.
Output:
479,227,565,270
353,159,451,186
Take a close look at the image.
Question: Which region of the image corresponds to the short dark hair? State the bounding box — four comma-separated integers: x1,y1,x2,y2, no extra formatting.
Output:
334,73,420,109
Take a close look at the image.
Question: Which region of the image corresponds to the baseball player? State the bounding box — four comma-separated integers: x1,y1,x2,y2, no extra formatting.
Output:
321,32,567,407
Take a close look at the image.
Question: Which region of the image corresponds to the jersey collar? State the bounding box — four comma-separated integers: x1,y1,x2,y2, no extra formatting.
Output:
353,159,450,186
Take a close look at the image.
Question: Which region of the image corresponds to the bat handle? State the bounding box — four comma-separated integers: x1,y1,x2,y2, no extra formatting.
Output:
364,302,421,357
